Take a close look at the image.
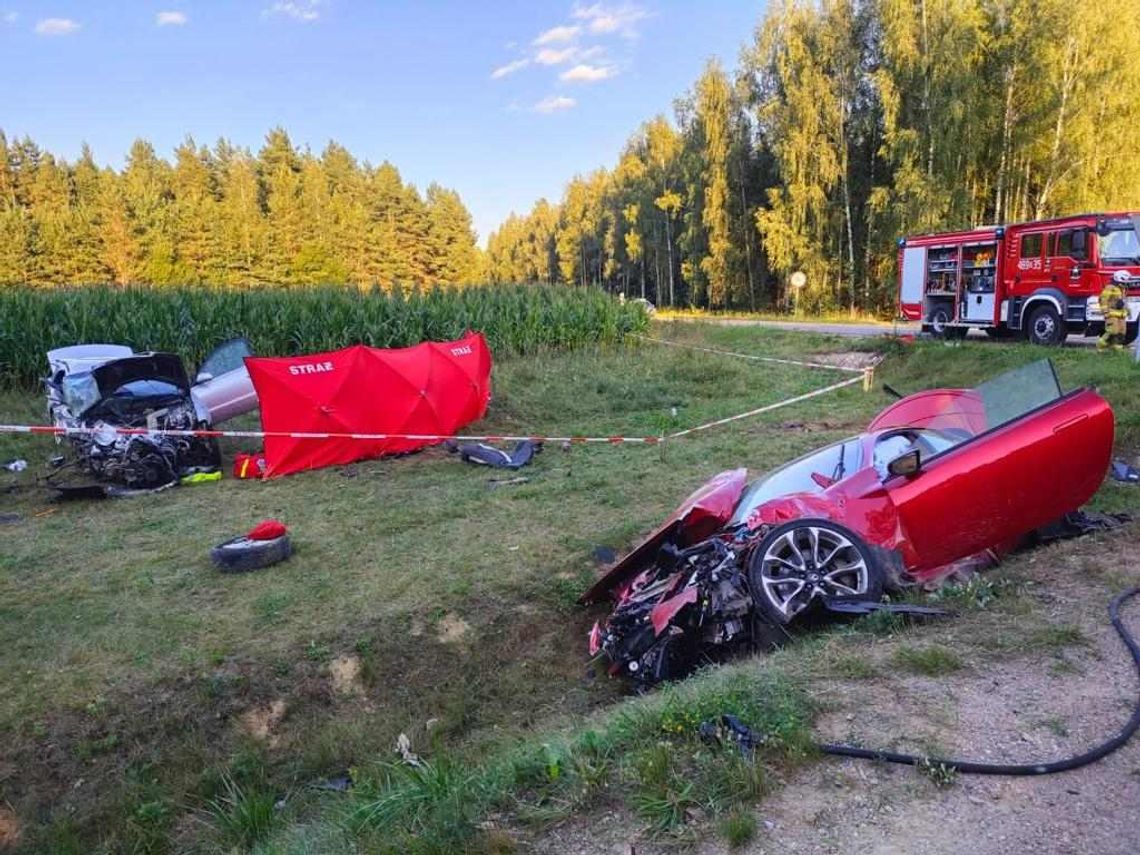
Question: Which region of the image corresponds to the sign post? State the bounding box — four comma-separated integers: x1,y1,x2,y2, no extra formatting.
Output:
790,270,806,316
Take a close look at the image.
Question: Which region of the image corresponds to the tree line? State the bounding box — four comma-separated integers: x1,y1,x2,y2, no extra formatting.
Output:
487,0,1140,313
0,128,481,288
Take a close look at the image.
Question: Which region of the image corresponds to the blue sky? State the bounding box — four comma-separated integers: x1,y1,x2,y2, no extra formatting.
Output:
0,1,765,243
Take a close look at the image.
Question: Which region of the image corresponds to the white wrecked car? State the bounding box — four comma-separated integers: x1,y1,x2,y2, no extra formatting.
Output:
45,339,258,489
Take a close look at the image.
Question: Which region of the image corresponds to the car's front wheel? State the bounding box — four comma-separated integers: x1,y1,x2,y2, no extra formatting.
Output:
747,519,884,625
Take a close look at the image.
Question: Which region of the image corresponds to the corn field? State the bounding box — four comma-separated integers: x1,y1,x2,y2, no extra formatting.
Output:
0,284,648,387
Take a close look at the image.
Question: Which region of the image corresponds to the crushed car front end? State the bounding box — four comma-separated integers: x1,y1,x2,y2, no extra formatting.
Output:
46,349,221,489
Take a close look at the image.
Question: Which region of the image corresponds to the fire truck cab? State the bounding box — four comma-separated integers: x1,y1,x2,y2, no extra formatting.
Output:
898,212,1140,345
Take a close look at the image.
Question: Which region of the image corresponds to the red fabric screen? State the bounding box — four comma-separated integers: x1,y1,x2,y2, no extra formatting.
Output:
246,331,492,477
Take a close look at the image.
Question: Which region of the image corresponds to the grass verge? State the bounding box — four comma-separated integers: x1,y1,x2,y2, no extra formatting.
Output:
3,321,1139,850
278,666,813,852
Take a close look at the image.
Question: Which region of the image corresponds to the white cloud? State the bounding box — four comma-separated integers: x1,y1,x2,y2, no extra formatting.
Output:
34,17,80,36
534,95,576,114
533,24,579,45
156,11,188,27
560,63,616,83
535,47,576,65
573,3,648,37
266,1,322,22
490,58,529,80
536,44,606,66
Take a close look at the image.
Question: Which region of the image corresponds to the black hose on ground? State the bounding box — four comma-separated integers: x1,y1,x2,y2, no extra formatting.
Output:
817,587,1140,776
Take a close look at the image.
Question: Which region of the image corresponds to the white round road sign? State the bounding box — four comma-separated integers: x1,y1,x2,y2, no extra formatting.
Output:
790,270,806,288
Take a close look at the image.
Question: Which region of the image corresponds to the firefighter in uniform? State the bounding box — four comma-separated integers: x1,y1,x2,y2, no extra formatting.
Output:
1098,270,1130,350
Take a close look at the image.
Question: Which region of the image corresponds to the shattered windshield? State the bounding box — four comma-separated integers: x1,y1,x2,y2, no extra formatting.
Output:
729,437,864,525
1100,224,1140,266
61,372,101,416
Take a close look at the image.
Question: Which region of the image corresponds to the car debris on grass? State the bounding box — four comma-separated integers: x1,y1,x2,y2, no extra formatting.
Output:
210,519,293,573
445,438,542,470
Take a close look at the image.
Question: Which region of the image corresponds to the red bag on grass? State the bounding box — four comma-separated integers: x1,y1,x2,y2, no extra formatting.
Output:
232,453,267,480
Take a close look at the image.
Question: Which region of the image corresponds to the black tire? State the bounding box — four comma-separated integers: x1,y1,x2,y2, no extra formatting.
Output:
210,534,292,573
747,519,884,625
1025,303,1065,346
928,306,966,340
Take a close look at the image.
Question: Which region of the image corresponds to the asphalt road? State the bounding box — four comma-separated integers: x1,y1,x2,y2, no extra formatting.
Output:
685,317,919,338
668,316,1107,347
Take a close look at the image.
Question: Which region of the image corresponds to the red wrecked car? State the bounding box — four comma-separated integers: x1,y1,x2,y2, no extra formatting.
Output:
581,360,1114,684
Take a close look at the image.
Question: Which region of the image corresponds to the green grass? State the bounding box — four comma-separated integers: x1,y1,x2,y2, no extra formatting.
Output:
200,773,282,851
925,575,1023,611
918,758,958,788
3,320,1139,850
1021,624,1090,652
340,666,809,851
0,324,866,850
890,645,965,677
826,653,880,679
718,809,758,848
1037,715,1070,738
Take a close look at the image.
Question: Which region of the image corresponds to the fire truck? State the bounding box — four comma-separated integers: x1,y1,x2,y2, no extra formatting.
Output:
898,212,1140,345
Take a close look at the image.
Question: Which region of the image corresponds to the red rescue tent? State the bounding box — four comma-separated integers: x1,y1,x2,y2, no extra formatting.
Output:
245,331,492,477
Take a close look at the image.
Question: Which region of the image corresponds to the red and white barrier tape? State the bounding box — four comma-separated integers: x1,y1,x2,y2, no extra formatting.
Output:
633,334,870,374
0,424,663,445
0,374,867,446
667,374,866,438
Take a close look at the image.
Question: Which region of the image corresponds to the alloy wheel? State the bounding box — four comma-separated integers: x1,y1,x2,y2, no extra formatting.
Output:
756,525,870,620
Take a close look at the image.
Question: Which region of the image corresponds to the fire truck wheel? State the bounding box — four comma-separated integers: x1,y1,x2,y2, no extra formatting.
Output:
928,306,965,340
1025,303,1065,346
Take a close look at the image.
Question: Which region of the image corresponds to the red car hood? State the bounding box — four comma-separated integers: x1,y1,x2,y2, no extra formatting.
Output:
578,468,747,604
868,388,986,435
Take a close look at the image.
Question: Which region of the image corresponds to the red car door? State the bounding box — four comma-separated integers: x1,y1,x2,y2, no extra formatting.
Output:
882,388,1113,573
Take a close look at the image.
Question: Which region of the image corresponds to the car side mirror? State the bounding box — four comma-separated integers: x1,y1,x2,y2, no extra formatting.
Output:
194,372,214,385
887,449,921,478
1071,230,1087,256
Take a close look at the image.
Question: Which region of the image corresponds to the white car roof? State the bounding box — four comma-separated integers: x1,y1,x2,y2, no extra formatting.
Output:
47,344,135,376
